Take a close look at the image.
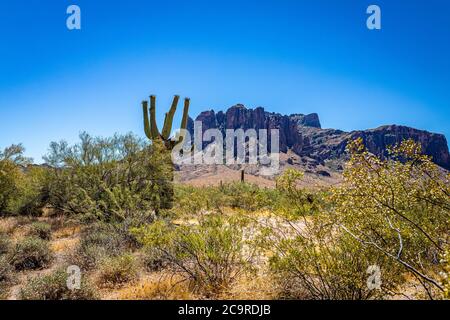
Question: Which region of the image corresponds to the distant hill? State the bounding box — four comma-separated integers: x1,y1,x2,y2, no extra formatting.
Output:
176,104,449,186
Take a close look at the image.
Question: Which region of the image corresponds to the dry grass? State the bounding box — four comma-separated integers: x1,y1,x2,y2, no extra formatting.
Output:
0,217,19,235
53,225,81,239
50,238,79,254
115,274,195,300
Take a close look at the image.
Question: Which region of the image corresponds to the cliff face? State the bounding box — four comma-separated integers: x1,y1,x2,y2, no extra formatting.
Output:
188,105,450,170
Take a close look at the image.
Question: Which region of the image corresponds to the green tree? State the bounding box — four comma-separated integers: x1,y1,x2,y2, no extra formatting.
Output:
44,132,173,222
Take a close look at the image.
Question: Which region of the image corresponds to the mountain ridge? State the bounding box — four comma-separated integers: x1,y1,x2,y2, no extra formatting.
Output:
186,104,450,170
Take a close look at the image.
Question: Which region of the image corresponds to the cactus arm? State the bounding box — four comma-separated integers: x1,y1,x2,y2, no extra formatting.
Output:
175,97,190,145
162,95,180,139
181,98,190,131
142,100,153,140
149,95,160,139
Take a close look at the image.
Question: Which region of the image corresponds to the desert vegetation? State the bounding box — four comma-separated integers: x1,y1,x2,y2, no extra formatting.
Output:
0,133,448,300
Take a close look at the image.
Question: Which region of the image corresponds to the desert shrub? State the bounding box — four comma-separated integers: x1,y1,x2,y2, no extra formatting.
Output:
0,256,13,281
14,166,50,216
69,223,130,270
174,183,280,217
219,182,280,211
97,253,138,287
9,236,53,270
28,222,52,240
275,168,323,217
141,247,166,272
0,144,31,215
0,144,48,216
0,255,15,298
330,138,450,298
266,220,402,299
133,215,257,297
442,249,450,299
0,233,11,255
20,269,97,300
44,133,173,222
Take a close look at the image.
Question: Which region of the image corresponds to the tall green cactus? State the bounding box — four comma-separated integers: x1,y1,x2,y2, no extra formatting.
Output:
142,95,190,149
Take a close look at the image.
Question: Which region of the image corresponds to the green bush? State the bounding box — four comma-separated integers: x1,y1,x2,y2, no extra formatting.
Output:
44,132,173,222
9,237,53,271
0,145,48,216
133,215,256,297
20,269,97,300
28,222,52,240
141,247,166,272
174,183,280,217
268,227,402,299
69,223,129,270
97,254,138,287
330,139,450,298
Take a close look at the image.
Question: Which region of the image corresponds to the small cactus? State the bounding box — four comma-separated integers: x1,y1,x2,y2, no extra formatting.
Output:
142,95,190,149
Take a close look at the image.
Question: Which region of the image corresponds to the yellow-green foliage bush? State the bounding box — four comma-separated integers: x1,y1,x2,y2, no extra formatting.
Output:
0,144,48,216
442,249,450,299
20,269,97,300
97,254,138,287
0,159,23,215
265,218,402,299
9,236,53,271
174,182,280,217
133,215,257,297
275,168,323,218
330,138,449,298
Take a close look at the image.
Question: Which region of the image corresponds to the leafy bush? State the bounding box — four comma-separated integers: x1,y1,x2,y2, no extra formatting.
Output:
97,254,138,287
330,138,450,298
133,215,257,297
174,182,280,217
0,144,31,215
9,237,53,270
20,269,97,300
44,132,173,222
69,223,129,270
0,145,48,216
275,168,323,218
266,221,402,299
141,247,166,272
28,222,52,240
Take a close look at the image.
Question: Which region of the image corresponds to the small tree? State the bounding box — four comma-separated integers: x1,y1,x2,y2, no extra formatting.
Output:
0,144,35,215
44,132,173,222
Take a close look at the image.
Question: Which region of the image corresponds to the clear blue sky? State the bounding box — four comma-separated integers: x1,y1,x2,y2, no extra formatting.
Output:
1,0,449,162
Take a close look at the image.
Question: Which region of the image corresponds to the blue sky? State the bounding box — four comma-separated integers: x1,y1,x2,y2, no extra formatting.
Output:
0,0,449,162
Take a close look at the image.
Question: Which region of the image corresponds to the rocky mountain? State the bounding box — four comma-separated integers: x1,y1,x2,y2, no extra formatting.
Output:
186,104,450,172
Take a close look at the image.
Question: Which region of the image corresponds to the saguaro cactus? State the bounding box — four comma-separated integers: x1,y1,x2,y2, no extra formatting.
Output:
142,95,190,149
141,94,190,211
